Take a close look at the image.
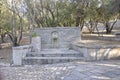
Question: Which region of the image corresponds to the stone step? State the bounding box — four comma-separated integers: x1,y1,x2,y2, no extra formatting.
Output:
23,49,84,65
29,49,80,54
26,49,83,57
24,56,84,60
27,51,80,55
22,56,84,65
26,54,82,57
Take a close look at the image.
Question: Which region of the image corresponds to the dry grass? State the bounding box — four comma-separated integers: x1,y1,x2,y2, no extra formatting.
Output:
0,36,30,64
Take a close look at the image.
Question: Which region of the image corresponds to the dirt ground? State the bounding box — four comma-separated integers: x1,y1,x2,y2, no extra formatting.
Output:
0,42,12,64
0,47,12,64
0,36,30,64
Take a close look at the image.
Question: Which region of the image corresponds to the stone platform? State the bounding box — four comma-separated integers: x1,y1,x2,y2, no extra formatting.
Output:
22,27,82,65
23,49,84,65
71,40,120,61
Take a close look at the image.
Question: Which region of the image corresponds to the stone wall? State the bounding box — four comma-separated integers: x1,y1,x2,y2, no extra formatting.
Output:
31,27,81,49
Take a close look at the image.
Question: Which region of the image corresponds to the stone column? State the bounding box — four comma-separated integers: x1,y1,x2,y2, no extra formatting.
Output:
12,46,23,65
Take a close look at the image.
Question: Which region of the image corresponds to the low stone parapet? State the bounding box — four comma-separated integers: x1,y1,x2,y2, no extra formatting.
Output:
71,41,120,61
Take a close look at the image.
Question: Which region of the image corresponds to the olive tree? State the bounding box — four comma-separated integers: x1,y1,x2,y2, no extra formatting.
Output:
5,0,25,46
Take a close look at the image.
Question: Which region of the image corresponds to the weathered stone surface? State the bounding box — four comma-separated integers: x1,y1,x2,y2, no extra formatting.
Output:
31,36,41,52
23,27,82,65
71,42,120,61
23,49,84,65
31,27,81,49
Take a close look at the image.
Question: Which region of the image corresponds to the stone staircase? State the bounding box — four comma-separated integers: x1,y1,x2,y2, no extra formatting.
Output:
22,48,84,65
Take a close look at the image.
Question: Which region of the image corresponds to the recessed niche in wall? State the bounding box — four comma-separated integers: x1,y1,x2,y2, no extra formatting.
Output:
51,31,59,48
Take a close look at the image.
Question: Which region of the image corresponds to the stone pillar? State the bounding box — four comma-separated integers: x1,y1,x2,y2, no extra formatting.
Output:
12,45,32,65
31,36,41,52
12,46,23,65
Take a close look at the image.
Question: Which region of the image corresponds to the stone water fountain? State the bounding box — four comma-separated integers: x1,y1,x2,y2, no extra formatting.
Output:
23,27,83,65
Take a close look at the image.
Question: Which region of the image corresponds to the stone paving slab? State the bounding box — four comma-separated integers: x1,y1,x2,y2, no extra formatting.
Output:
0,60,120,80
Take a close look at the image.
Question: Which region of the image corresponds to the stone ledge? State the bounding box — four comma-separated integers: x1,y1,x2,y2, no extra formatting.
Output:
24,57,84,60
74,43,120,49
33,27,80,30
74,40,120,48
71,43,120,61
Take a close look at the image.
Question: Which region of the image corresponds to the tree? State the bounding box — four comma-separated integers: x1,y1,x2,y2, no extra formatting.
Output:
100,0,118,34
0,0,11,43
112,0,120,19
84,0,100,33
72,0,89,29
4,0,25,46
24,0,77,28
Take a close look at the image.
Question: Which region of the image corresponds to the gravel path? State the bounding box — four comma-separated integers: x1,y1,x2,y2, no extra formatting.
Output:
0,60,120,80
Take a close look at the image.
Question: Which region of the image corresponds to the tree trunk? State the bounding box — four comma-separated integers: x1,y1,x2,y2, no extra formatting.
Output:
13,42,19,47
105,20,117,34
1,34,5,43
80,20,85,30
105,22,111,34
13,36,19,47
89,20,95,33
110,19,117,31
76,17,80,27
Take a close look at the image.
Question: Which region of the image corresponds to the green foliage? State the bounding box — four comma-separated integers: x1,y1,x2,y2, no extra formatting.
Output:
32,32,38,37
0,0,119,38
24,0,119,29
0,1,11,34
0,0,28,46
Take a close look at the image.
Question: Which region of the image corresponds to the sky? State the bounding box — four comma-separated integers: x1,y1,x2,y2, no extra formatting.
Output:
98,0,102,7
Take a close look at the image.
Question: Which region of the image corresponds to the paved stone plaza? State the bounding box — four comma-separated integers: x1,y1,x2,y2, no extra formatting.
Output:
0,60,120,80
